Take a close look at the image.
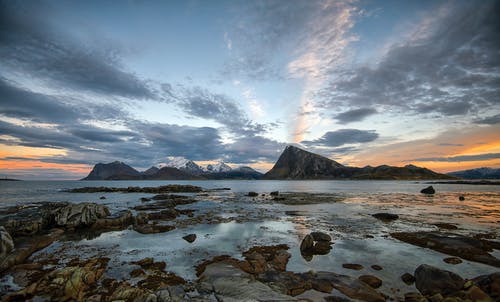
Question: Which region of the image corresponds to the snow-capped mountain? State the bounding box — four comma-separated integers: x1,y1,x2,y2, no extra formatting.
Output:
162,157,204,174
203,162,232,173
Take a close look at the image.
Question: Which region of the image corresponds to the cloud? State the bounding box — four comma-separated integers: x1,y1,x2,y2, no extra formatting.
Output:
319,1,500,120
413,153,500,162
0,1,154,99
334,108,377,124
302,129,378,147
474,114,500,125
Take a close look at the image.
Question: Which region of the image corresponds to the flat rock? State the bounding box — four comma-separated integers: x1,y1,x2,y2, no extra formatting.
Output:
443,257,462,265
358,275,382,289
391,231,500,267
342,263,364,270
53,203,110,228
372,213,399,221
133,224,175,234
313,271,385,302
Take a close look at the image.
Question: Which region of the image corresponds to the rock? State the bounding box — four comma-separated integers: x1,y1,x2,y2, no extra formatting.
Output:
68,184,202,193
359,275,382,288
464,286,492,302
443,257,462,265
428,293,443,302
147,209,179,220
313,271,385,302
99,196,106,199
0,202,65,236
248,191,258,197
372,213,399,221
401,273,416,285
472,272,500,300
371,265,383,271
342,263,364,270
141,197,151,202
404,292,428,302
270,191,280,196
200,262,300,301
391,231,500,267
109,282,157,302
420,186,435,194
433,223,458,230
414,264,465,296
130,268,146,277
137,273,186,290
133,224,175,234
91,210,133,230
310,231,332,242
183,234,197,243
313,241,333,255
300,234,314,253
53,203,110,228
459,196,465,201
0,226,14,261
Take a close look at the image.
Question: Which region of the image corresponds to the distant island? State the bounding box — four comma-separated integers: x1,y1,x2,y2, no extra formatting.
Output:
0,178,21,181
82,145,455,180
446,167,500,179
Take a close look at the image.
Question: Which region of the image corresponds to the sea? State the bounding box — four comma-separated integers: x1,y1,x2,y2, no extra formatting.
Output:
1,180,499,294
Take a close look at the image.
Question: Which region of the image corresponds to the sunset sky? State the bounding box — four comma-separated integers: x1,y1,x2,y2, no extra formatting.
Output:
0,0,499,180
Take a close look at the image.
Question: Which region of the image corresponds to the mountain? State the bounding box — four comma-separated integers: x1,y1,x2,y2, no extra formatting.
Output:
264,145,454,180
447,167,500,179
204,162,232,173
142,166,159,176
145,166,202,180
163,157,204,174
264,145,353,179
82,161,141,180
205,166,263,179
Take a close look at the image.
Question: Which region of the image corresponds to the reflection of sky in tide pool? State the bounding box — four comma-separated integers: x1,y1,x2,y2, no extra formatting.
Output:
33,219,499,294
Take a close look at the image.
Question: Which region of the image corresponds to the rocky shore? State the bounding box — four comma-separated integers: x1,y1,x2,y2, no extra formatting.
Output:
1,185,499,301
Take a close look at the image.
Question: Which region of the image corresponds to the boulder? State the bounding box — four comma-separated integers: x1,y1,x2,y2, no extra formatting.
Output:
420,186,435,194
401,272,415,285
414,264,465,296
53,203,110,228
248,191,258,197
472,272,500,300
270,191,280,196
0,226,14,261
310,231,332,242
300,235,314,253
182,234,197,243
459,196,465,201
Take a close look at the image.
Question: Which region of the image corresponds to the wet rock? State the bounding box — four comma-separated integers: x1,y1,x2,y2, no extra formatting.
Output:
443,257,462,265
248,191,258,197
137,273,186,290
0,228,64,273
109,282,157,302
0,226,14,260
130,268,146,278
343,263,364,270
420,186,435,194
134,198,194,211
141,197,151,202
401,273,416,285
313,241,333,255
414,264,465,296
133,224,175,234
459,196,465,201
53,203,110,228
310,231,332,242
464,286,492,302
300,234,314,252
147,209,179,220
99,196,106,199
68,184,202,193
359,275,382,289
428,293,443,302
433,223,458,230
91,210,133,230
404,292,428,302
183,234,197,243
242,244,290,273
257,270,312,296
372,213,399,221
391,232,500,267
0,202,65,236
371,265,383,271
270,191,280,196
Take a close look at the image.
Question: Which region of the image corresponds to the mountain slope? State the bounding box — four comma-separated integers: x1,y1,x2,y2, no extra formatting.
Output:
447,167,500,179
205,166,263,179
164,157,204,174
82,161,141,180
264,145,353,179
264,146,454,180
144,167,203,180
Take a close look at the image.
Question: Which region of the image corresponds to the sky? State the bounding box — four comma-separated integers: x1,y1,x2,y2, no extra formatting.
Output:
0,0,499,180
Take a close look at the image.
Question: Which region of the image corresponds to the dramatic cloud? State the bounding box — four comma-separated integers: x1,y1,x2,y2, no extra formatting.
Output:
319,1,500,120
302,129,378,147
474,114,500,125
334,108,377,124
0,1,154,99
413,153,500,162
